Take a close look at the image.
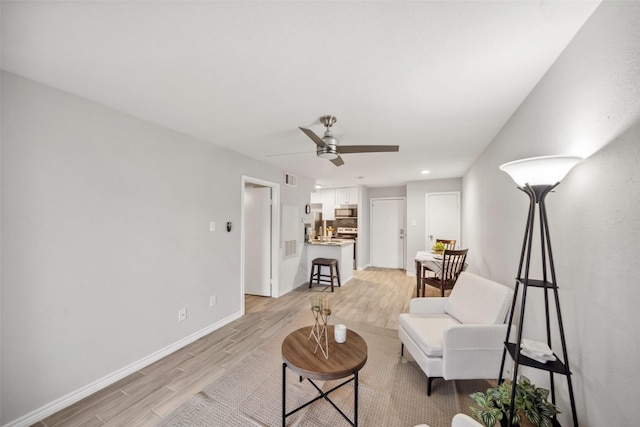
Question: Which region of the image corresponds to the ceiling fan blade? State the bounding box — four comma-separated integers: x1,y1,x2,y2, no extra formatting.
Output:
331,155,345,167
338,145,399,154
299,127,327,148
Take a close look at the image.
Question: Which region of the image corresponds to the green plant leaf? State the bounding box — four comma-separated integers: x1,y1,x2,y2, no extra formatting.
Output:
470,392,488,407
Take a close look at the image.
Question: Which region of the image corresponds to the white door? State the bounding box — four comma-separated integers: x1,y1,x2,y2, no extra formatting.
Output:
371,198,405,269
244,186,271,296
425,192,460,250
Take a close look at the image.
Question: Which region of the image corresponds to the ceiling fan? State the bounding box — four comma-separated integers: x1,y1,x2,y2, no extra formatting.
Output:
299,115,399,167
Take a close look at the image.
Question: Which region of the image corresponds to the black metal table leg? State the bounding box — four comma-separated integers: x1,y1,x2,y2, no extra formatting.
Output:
282,367,358,426
354,370,358,426
282,362,286,427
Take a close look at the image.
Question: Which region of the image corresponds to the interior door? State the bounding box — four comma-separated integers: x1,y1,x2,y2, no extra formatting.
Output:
244,186,271,296
371,198,405,269
426,192,460,250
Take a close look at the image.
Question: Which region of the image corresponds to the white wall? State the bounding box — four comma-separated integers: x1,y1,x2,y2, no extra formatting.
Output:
406,178,462,276
0,72,314,425
462,2,640,425
367,185,406,199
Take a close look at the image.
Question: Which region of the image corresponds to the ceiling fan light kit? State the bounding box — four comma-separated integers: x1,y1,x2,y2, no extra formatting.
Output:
317,148,339,160
298,114,399,167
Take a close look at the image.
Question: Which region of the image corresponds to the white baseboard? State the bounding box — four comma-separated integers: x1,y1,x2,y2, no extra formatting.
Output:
3,311,243,427
357,263,371,271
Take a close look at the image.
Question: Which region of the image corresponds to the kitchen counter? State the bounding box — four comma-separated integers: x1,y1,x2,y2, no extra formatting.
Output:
307,239,354,247
305,239,354,285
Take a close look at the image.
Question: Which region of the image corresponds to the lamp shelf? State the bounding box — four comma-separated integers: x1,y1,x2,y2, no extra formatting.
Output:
504,343,570,375
516,278,555,289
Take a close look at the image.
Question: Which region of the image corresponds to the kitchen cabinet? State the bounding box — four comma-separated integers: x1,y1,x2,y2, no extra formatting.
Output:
310,187,357,220
348,187,359,204
335,187,358,205
321,189,336,220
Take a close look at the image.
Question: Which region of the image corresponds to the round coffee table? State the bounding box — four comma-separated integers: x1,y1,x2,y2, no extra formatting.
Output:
281,325,367,426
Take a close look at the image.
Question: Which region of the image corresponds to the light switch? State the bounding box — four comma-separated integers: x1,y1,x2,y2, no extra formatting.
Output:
411,220,417,226
209,222,215,231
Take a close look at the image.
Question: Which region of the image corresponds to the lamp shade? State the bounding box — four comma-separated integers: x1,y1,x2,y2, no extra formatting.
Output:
500,155,582,186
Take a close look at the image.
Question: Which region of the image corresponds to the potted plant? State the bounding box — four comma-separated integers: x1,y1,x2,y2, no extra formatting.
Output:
469,376,560,427
432,241,446,254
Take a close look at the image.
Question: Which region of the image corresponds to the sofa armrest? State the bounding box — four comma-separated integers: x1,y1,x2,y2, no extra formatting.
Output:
409,297,448,314
442,324,516,380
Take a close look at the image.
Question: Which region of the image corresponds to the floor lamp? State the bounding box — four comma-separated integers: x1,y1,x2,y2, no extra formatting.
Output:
498,155,582,427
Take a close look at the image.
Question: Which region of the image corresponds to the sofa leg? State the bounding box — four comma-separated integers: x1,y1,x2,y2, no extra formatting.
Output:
427,377,434,396
401,343,404,356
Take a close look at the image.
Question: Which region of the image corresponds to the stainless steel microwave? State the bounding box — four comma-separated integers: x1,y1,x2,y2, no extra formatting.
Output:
335,208,357,218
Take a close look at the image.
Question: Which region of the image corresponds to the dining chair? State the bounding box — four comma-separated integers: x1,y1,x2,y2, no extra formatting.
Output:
422,249,468,297
419,239,457,290
435,239,456,250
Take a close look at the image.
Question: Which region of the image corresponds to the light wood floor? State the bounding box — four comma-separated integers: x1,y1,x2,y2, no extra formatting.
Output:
34,268,442,427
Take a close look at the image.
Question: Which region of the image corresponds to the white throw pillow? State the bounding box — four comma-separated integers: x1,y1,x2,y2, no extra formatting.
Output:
444,272,512,324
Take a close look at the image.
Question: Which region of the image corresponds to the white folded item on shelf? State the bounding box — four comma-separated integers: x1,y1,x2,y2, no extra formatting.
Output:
521,338,556,363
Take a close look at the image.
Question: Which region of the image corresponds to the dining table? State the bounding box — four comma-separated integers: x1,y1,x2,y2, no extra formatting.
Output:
414,251,444,297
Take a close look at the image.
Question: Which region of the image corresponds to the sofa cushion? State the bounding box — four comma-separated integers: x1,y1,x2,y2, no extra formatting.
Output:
399,313,460,357
444,272,513,324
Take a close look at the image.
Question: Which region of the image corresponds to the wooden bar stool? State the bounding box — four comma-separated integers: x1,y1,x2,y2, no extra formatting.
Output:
309,258,341,292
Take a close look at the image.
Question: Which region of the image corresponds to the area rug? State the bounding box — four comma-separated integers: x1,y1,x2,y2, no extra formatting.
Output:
156,309,489,427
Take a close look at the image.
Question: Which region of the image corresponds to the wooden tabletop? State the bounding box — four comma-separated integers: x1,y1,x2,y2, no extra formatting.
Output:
282,326,368,381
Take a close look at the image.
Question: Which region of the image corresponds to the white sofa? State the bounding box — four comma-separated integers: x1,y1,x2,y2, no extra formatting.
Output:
414,413,483,427
451,414,484,427
399,271,514,395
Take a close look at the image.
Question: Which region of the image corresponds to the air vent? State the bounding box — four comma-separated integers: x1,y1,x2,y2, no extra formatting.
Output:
284,172,297,187
284,239,297,257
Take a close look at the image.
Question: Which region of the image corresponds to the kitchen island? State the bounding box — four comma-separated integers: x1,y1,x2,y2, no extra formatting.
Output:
305,239,354,286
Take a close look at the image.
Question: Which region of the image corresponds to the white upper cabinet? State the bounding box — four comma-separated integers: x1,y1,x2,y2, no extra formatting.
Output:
309,187,357,220
347,187,358,204
335,187,358,205
321,189,336,220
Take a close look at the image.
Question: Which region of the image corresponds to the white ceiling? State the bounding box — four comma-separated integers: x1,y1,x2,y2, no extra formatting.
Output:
1,1,601,188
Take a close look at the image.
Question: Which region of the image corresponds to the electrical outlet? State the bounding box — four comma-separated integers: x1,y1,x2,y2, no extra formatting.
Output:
209,222,216,232
210,295,217,307
178,307,187,322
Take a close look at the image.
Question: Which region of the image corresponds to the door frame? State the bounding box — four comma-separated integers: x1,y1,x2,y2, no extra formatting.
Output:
241,176,280,314
425,191,461,250
369,197,406,269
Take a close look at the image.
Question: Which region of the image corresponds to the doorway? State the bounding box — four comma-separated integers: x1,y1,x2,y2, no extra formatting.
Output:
244,185,271,297
370,198,406,269
425,192,460,250
241,177,280,313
